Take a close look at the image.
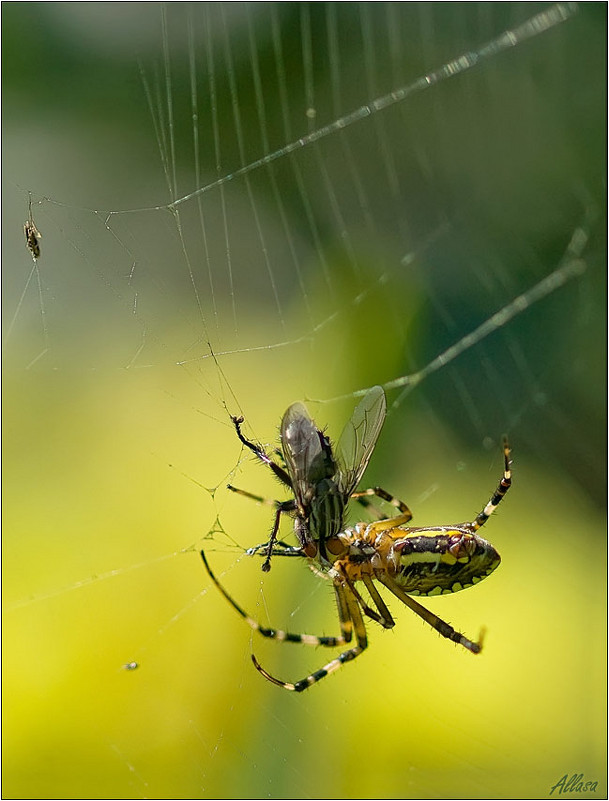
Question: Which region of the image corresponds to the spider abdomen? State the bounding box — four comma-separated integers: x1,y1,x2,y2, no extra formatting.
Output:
390,527,501,597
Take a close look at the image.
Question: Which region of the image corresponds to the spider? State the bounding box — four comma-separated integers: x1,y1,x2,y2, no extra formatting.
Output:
201,391,511,692
226,386,402,571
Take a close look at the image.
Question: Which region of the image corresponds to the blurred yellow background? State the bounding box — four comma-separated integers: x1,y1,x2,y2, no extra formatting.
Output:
4,351,605,798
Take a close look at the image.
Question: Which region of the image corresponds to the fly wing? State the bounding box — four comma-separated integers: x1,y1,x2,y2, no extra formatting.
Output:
336,386,386,496
280,402,335,508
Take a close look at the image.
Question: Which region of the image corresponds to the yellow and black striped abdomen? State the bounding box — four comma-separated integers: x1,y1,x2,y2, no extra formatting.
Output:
391,527,501,597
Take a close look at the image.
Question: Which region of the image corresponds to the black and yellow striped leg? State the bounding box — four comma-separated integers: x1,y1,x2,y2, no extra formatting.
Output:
376,573,484,654
330,567,394,629
231,415,292,488
226,484,297,572
252,581,369,692
246,543,304,558
226,484,296,514
200,549,351,649
361,573,394,628
350,487,413,524
472,437,512,531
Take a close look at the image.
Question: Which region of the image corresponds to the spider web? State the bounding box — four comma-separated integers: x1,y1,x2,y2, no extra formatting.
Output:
3,3,606,799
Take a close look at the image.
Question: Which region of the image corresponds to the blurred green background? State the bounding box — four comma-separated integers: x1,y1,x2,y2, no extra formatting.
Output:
3,3,606,799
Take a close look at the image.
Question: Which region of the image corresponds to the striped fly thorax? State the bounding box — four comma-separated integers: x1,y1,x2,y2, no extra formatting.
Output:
308,478,346,543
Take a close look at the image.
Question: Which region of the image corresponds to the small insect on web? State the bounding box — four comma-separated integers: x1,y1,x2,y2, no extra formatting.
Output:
201,387,511,692
24,194,41,261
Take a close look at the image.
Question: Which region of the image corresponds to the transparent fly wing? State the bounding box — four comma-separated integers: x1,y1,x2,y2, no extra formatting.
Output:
280,402,336,507
336,386,386,495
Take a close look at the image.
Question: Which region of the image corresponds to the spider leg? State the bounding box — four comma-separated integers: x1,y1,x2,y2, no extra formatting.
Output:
471,437,512,531
350,486,413,524
252,580,368,692
329,566,394,628
307,565,395,631
360,573,395,627
246,543,304,558
259,506,284,572
376,572,484,653
226,484,297,572
365,512,413,534
352,494,386,520
231,416,292,488
227,484,296,512
333,579,354,644
200,549,349,648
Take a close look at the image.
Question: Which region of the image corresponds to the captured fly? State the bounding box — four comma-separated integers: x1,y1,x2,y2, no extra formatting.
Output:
228,387,397,570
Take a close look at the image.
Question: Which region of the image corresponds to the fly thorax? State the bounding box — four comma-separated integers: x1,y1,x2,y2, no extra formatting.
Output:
309,479,345,541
